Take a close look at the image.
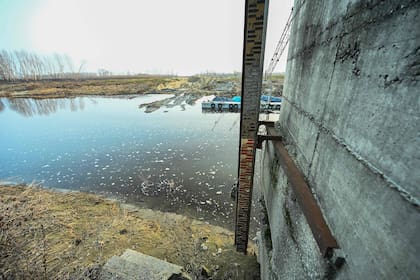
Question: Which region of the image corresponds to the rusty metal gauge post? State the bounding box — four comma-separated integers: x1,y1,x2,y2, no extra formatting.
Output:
235,0,269,254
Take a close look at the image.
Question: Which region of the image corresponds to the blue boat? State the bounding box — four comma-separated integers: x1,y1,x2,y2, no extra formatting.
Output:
201,95,282,111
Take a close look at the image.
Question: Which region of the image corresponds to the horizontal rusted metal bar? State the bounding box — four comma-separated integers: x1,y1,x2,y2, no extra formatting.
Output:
268,131,339,258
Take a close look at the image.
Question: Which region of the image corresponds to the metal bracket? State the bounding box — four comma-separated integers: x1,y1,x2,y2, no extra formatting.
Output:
256,134,283,149
256,121,282,149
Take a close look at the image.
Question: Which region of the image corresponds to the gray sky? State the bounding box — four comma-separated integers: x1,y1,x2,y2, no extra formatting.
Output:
0,0,294,75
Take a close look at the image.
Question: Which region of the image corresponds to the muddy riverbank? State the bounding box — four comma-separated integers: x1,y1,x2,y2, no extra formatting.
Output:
0,184,260,279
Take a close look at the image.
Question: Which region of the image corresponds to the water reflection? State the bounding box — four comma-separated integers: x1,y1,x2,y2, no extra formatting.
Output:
0,95,242,229
3,98,85,117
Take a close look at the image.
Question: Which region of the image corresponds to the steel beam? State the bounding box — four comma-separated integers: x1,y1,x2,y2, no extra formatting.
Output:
273,139,339,257
256,123,339,257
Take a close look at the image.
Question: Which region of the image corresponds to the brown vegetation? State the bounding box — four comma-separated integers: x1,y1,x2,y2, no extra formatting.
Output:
0,185,259,279
0,71,285,100
0,76,189,99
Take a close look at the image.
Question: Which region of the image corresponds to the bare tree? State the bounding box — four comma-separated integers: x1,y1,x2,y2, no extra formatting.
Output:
42,55,54,79
29,52,44,80
0,50,18,81
15,50,31,80
77,60,86,80
0,51,8,80
53,53,65,79
63,54,74,79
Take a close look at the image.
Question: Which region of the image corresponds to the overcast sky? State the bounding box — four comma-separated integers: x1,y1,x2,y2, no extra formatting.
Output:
0,0,293,75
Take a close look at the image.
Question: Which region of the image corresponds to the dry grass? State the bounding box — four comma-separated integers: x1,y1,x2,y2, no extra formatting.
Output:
0,185,259,279
0,74,285,100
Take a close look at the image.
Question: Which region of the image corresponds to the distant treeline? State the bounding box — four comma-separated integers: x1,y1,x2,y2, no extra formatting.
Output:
0,50,121,82
0,49,179,82
0,50,85,81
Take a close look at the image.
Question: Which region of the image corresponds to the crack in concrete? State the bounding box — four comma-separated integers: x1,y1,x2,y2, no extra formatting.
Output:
307,36,344,181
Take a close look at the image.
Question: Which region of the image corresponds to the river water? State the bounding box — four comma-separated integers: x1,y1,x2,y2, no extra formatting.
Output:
0,95,247,229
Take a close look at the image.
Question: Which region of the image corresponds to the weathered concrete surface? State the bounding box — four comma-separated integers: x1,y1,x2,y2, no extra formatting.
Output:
100,249,190,280
258,0,420,279
257,145,328,280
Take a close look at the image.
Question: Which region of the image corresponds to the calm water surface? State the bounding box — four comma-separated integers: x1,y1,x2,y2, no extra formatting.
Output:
0,95,242,228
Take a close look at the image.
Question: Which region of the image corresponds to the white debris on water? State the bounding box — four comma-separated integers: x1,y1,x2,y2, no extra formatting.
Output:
1,96,246,228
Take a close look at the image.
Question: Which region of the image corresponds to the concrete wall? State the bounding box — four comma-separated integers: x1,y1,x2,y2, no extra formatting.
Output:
258,0,420,279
